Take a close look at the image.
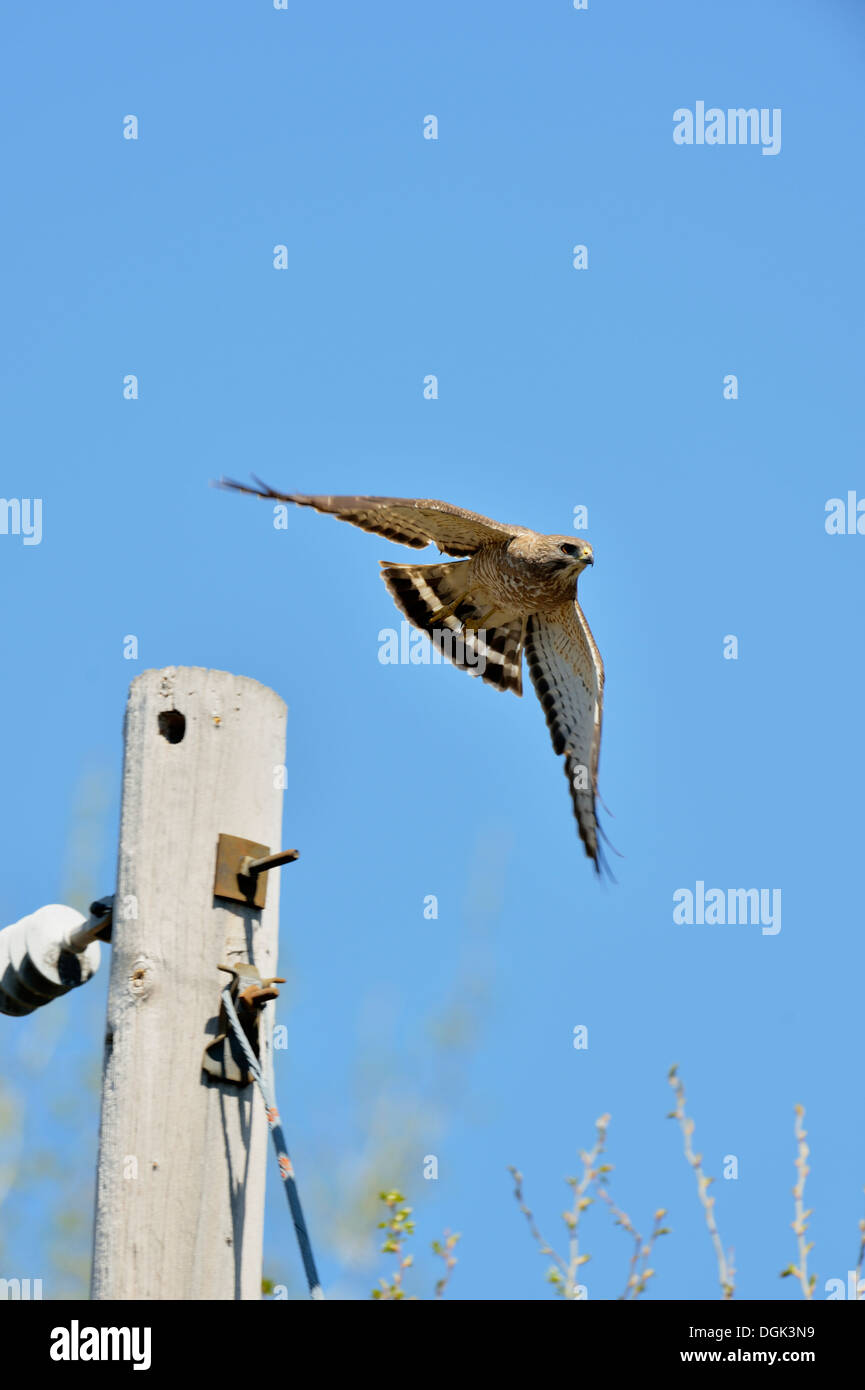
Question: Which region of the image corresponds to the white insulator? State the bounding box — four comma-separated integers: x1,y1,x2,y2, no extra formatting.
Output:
0,905,102,1017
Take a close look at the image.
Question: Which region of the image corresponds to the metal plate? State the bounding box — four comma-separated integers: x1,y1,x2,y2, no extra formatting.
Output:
213,833,270,908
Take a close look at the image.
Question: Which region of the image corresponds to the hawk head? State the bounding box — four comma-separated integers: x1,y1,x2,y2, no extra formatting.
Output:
508,533,594,578
552,537,594,570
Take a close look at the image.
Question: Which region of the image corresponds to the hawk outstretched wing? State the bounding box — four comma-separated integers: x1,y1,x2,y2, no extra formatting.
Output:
216,478,524,557
219,476,610,873
524,600,606,872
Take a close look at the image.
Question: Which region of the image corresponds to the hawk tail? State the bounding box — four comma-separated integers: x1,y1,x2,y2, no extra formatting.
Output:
379,560,525,694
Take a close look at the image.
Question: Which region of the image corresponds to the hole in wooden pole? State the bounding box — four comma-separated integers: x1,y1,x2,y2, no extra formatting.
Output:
158,710,186,744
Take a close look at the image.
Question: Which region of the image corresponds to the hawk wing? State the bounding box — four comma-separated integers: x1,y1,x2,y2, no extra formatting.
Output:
216,477,523,557
524,599,606,873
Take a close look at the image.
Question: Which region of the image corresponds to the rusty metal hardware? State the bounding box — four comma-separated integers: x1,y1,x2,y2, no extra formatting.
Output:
202,962,286,1087
241,849,299,877
213,834,299,909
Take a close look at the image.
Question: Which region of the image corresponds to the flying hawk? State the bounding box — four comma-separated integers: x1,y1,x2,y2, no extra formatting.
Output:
218,479,608,873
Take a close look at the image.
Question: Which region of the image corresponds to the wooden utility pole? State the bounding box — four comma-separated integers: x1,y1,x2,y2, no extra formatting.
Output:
91,667,288,1300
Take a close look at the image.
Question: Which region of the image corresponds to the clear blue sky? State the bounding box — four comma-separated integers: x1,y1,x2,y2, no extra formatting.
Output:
1,1,863,1301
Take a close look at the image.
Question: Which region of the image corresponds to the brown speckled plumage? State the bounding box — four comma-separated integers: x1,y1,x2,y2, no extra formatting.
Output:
217,477,607,874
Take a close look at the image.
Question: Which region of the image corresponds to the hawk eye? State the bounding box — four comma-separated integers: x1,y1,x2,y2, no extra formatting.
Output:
559,543,580,557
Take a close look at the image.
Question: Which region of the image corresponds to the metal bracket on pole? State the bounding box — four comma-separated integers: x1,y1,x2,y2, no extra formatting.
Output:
202,962,286,1087
212,833,299,909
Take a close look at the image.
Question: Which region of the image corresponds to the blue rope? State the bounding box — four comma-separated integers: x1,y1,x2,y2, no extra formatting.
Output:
221,982,324,1300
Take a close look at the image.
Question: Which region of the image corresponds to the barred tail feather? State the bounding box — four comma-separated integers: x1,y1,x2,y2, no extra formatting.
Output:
380,561,525,694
